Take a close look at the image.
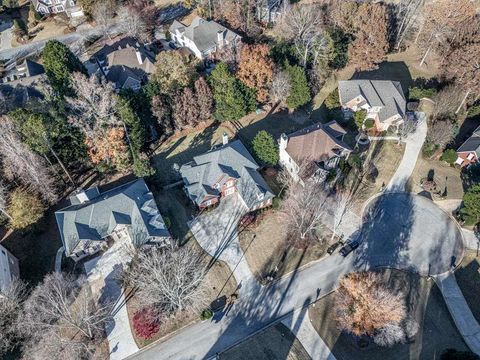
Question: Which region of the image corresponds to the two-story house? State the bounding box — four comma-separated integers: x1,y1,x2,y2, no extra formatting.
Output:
31,0,84,18
180,135,274,211
55,178,170,262
338,80,406,132
456,125,480,167
0,244,20,296
279,121,352,183
169,17,242,60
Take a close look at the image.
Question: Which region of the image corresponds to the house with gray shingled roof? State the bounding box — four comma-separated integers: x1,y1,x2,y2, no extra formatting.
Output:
338,80,406,132
55,179,170,262
456,125,480,167
31,0,84,17
180,136,274,211
169,17,241,60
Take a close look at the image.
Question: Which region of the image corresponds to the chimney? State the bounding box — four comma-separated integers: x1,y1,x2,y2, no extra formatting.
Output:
222,132,228,146
135,50,143,65
217,30,224,46
279,133,288,151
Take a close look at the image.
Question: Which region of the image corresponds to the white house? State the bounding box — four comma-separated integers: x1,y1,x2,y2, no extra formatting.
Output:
31,0,84,18
169,17,242,60
279,121,352,182
338,80,406,132
0,244,20,296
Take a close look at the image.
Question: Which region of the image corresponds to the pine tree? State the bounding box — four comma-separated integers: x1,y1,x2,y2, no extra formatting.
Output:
251,130,279,166
42,40,87,97
285,63,311,110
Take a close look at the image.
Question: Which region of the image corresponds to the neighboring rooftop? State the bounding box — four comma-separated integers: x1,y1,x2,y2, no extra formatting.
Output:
1,59,45,84
457,125,480,156
285,121,351,164
180,139,274,209
338,80,406,122
170,16,240,54
55,179,169,256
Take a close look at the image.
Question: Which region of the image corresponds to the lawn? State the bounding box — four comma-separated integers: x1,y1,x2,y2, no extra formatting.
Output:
349,140,405,211
455,250,480,323
407,156,464,200
238,209,329,284
126,238,237,348
220,323,311,360
151,122,234,185
308,269,468,360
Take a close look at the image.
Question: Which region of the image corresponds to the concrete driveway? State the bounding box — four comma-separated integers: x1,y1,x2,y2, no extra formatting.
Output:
189,194,252,283
358,193,464,276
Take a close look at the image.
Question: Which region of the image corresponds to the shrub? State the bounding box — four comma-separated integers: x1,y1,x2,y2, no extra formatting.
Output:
440,149,458,165
200,309,213,320
324,90,340,110
251,130,279,166
133,307,161,339
13,19,27,37
163,216,171,229
408,86,437,100
422,142,438,158
353,110,367,130
272,197,281,209
364,119,375,129
8,188,44,229
326,169,337,182
347,154,362,169
285,62,311,110
467,104,480,118
460,184,480,226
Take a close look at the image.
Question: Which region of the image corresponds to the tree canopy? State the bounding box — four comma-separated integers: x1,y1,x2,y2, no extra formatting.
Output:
284,63,311,110
251,130,279,166
461,184,480,225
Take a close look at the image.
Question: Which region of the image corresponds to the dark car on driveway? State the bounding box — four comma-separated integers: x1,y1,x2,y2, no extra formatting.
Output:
327,241,344,255
339,240,360,257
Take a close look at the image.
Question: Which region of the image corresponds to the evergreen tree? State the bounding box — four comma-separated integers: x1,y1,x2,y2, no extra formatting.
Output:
209,62,256,122
251,130,279,166
42,40,87,97
461,184,480,225
285,63,311,110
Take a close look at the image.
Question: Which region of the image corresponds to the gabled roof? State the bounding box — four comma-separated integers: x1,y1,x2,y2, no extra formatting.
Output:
169,17,241,54
338,80,406,122
55,179,169,256
457,125,480,157
180,140,274,208
285,121,351,164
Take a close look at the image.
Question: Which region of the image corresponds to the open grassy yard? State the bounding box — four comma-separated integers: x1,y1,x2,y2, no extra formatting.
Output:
455,250,480,323
126,238,237,348
408,156,464,200
220,323,311,360
238,210,329,284
308,269,468,360
350,141,405,211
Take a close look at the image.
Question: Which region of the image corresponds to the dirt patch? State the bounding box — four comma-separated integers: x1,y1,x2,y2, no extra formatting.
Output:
408,156,464,200
220,323,311,360
308,269,468,360
239,210,328,283
455,250,480,323
349,141,405,211
126,238,237,348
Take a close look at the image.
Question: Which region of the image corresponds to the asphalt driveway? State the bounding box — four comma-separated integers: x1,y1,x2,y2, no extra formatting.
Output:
357,193,464,276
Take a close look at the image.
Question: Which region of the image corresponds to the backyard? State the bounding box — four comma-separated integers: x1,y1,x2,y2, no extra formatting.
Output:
308,269,468,360
220,323,311,360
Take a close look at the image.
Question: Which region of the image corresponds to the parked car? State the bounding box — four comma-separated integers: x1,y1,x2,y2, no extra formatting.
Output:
327,241,344,255
339,240,360,257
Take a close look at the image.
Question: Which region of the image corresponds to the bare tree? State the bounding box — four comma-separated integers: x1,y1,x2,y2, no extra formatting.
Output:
19,273,112,343
125,242,208,314
330,189,354,242
0,117,56,203
335,272,407,338
0,280,26,355
280,178,328,245
93,1,115,40
426,119,455,149
394,0,424,50
373,321,406,347
431,85,464,119
270,70,291,106
0,181,11,220
118,6,148,42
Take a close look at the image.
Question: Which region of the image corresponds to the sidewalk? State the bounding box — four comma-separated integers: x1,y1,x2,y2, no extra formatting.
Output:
282,308,336,360
434,273,480,355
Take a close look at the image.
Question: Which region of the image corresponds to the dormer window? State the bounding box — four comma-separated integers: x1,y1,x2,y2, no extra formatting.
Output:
257,192,264,201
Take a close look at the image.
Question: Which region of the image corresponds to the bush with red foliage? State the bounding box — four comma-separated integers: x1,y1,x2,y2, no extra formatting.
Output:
133,307,161,339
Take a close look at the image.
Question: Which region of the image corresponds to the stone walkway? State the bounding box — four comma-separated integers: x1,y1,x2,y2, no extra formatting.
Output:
282,308,337,360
